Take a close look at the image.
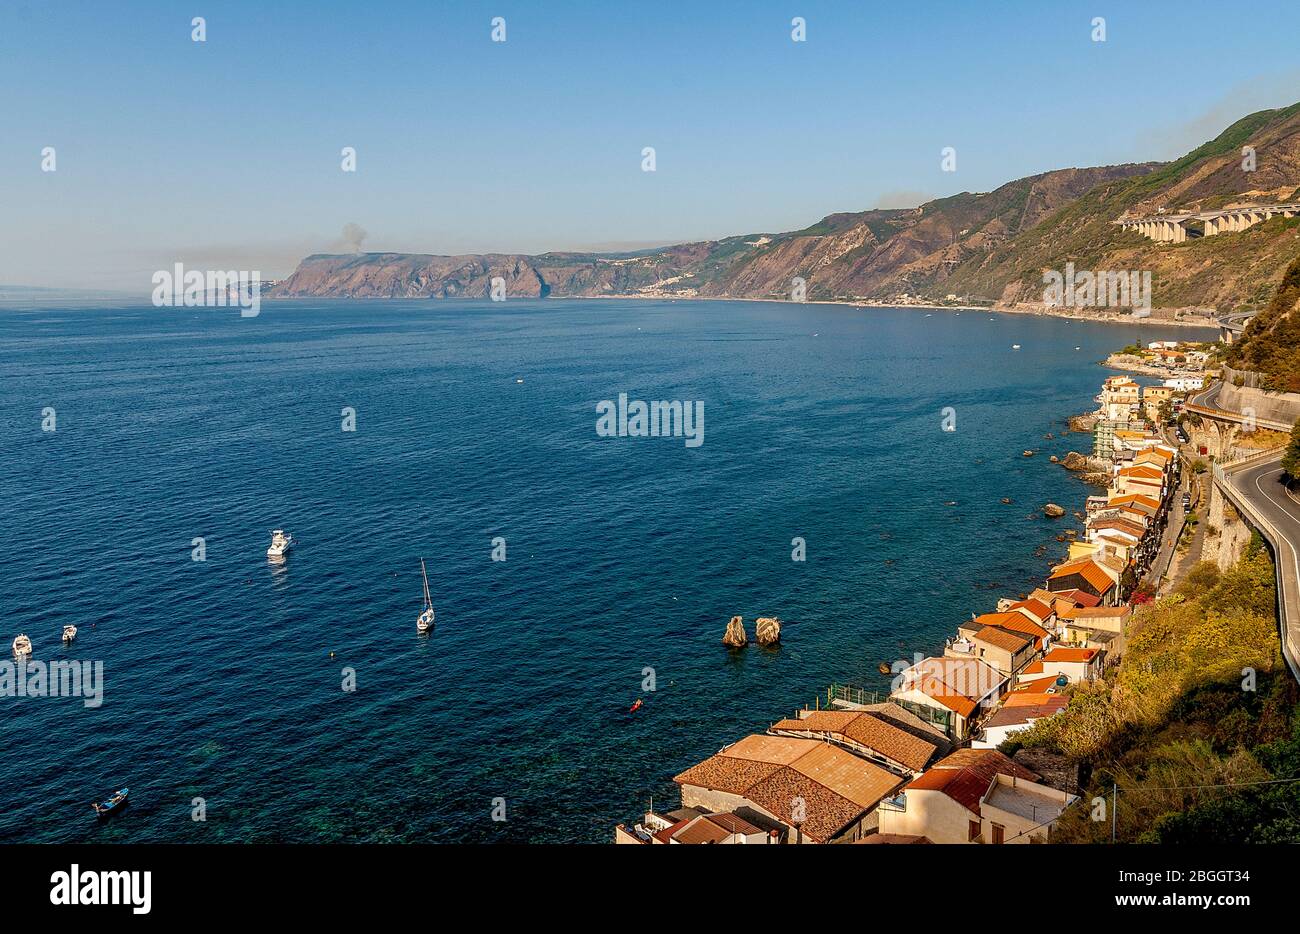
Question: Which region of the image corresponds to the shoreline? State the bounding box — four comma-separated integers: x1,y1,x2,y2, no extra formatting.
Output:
252,290,1221,330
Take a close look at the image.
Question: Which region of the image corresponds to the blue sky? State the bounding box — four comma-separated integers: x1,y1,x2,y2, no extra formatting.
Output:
3,0,1299,289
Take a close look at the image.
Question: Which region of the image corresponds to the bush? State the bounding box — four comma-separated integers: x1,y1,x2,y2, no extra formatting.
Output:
1026,547,1286,842
1282,419,1300,479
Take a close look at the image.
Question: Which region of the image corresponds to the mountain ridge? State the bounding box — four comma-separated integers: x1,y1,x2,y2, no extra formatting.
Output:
272,104,1300,312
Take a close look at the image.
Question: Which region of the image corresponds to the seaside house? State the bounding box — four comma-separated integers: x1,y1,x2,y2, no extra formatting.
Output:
1019,647,1102,684
959,610,1052,652
1134,446,1176,471
972,696,1069,749
1142,385,1174,420
1076,521,1144,565
672,734,906,843
892,657,1006,740
876,749,1072,844
1098,378,1142,422
1003,598,1057,638
978,772,1079,843
1059,605,1131,652
965,627,1036,677
1046,557,1120,606
1113,463,1167,500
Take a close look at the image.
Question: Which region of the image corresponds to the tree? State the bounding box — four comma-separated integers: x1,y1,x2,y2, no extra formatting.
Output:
1282,418,1300,479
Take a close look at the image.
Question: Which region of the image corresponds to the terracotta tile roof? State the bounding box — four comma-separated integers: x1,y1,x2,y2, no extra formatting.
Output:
1109,493,1161,511
1118,465,1164,479
1088,517,1147,538
720,733,817,766
897,657,1005,715
1071,605,1130,620
1010,675,1061,694
1136,449,1173,464
983,700,1068,728
742,769,865,843
976,612,1050,646
673,756,782,795
854,833,931,844
973,625,1032,654
1020,661,1045,676
903,749,1038,814
786,742,904,810
1044,647,1098,663
1056,589,1101,608
1007,599,1053,624
1097,554,1127,575
1117,506,1155,523
653,817,693,843
1003,697,1066,707
928,693,978,717
672,812,767,843
1048,559,1115,594
769,710,938,772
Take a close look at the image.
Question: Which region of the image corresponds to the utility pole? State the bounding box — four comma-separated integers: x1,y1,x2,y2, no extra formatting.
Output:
1111,783,1117,843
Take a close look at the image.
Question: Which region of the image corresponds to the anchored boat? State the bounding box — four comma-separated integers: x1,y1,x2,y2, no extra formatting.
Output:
267,529,293,558
91,788,129,819
417,558,435,633
62,625,77,643
12,634,32,657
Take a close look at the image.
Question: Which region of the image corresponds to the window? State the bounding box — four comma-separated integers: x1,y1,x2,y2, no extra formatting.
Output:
968,820,980,841
991,823,1005,844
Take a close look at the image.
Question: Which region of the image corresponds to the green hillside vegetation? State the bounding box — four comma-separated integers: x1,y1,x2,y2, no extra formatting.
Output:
1005,541,1300,842
1226,251,1300,390
941,104,1300,310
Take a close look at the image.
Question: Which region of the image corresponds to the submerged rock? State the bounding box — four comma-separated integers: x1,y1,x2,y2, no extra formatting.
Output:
1050,455,1060,463
722,615,747,647
1022,450,1035,457
1044,503,1066,518
755,616,782,646
1001,497,1014,505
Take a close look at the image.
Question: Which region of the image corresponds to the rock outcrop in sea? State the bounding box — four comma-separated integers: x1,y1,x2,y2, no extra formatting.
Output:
1043,503,1066,518
755,617,782,646
722,616,747,647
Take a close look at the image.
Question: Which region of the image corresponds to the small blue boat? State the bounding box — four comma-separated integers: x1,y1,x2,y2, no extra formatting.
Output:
91,787,129,818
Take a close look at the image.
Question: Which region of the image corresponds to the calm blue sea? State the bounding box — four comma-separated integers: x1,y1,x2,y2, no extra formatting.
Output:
0,299,1209,843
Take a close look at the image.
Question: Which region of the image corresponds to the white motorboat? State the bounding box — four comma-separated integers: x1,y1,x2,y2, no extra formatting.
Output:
417,559,435,633
13,634,32,657
267,529,293,557
62,625,77,643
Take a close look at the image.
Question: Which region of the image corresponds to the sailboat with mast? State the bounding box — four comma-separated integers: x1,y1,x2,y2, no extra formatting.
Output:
417,559,435,633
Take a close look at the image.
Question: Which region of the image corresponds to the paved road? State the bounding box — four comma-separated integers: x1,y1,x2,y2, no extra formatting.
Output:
1222,454,1300,677
1189,380,1222,410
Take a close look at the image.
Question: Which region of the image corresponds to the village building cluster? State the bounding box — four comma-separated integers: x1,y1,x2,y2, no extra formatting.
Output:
615,373,1181,845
